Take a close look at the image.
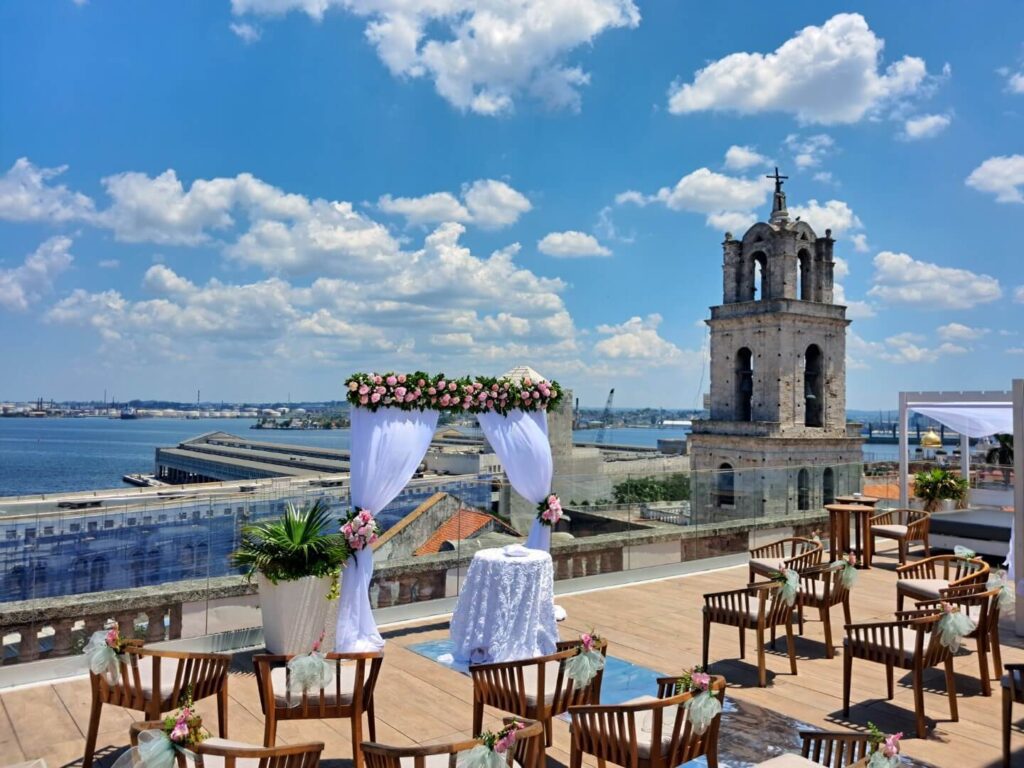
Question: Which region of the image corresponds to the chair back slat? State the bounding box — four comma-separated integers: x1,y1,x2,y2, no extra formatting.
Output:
800,729,872,768
254,651,383,720
362,719,544,768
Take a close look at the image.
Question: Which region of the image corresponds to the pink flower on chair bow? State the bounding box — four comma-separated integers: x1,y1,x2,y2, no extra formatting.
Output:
536,494,563,526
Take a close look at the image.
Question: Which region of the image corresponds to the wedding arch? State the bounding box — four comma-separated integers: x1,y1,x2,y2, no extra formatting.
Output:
335,368,565,652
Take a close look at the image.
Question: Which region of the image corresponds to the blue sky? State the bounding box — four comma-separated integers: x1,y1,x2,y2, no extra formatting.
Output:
1,1,1023,409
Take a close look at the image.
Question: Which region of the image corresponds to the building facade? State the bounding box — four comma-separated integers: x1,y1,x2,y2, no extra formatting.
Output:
689,172,863,523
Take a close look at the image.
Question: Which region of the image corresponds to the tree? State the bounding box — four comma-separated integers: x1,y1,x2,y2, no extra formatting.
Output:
612,474,691,503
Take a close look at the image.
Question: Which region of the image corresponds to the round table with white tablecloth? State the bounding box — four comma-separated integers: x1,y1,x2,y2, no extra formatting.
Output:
449,545,559,665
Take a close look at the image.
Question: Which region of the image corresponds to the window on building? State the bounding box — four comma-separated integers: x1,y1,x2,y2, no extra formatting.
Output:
797,468,810,511
823,468,835,505
735,347,754,422
804,344,824,428
87,521,98,532
716,463,735,507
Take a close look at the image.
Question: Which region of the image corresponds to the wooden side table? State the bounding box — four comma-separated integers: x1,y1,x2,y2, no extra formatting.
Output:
825,503,876,569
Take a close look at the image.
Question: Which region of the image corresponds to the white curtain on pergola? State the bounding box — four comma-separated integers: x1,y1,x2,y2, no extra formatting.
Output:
909,404,1013,438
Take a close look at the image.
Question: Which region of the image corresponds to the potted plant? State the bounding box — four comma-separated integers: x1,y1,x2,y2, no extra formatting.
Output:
231,499,348,654
913,468,968,512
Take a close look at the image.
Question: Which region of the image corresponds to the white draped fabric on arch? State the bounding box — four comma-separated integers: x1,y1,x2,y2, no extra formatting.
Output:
335,406,439,652
476,409,555,551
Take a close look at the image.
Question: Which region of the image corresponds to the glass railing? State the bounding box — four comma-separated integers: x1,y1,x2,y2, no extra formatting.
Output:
1,457,909,681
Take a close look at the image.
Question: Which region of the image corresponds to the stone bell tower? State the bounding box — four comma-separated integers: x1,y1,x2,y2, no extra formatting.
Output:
688,170,863,522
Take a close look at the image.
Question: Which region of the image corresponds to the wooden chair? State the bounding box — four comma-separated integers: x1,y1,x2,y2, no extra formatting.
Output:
130,720,324,768
1003,663,1024,767
362,717,545,768
253,651,383,768
568,675,726,768
869,508,930,565
748,537,823,581
915,584,1002,696
795,563,852,659
702,581,796,687
895,554,989,611
470,638,608,749
843,610,957,738
797,729,873,767
84,641,231,768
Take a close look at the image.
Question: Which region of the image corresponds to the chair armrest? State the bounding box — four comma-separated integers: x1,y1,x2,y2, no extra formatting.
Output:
895,609,941,621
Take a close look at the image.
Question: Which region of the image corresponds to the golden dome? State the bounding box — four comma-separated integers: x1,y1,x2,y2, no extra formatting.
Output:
920,428,942,448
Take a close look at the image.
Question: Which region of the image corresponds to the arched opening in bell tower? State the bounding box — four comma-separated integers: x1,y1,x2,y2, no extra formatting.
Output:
823,467,835,505
797,468,810,510
753,252,767,300
735,347,753,421
798,249,812,301
716,463,735,507
804,344,824,427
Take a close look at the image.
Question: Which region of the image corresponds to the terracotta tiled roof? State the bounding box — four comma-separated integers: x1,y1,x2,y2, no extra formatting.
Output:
415,509,498,556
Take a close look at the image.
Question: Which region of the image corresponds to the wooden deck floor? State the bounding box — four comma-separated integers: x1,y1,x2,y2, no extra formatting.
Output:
3,548,1023,767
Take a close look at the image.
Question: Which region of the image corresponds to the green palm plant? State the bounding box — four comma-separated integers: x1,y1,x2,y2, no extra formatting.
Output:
231,499,350,584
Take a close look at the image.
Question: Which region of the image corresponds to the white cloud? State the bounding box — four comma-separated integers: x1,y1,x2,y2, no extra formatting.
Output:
850,233,870,253
0,237,74,312
593,314,682,362
538,231,610,258
377,179,531,229
784,133,834,168
1015,286,1024,303
462,180,532,228
667,14,933,124
869,251,1002,309
378,191,470,226
98,259,120,269
879,332,969,364
1004,66,1024,94
937,322,988,341
902,113,951,140
788,199,862,238
230,22,262,43
966,155,1024,204
617,168,771,232
724,145,772,171
231,0,641,115
812,171,834,184
49,222,581,371
0,158,96,224
833,282,875,319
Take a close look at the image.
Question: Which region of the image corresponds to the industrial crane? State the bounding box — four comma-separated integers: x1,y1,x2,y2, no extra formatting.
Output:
595,388,615,444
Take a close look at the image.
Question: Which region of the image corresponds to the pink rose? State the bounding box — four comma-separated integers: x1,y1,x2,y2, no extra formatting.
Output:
882,732,902,758
374,375,382,384
395,386,407,399
376,385,386,394
478,392,488,402
358,384,369,395
532,391,540,399
523,377,532,387
437,379,446,389
370,393,381,403
440,394,451,406
486,399,494,408
449,382,457,391
359,395,368,405
397,374,407,384
428,387,437,395
418,378,426,387
581,633,593,651
691,671,710,690
169,717,189,742
406,393,417,402
386,375,397,386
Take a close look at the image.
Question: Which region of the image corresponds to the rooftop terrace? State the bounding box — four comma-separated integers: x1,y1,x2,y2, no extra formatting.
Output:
2,542,1021,767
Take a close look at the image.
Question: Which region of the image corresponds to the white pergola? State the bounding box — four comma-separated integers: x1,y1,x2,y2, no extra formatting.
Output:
896,384,1024,636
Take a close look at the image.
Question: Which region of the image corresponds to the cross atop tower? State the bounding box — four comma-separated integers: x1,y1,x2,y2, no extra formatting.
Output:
767,167,789,223
766,167,788,194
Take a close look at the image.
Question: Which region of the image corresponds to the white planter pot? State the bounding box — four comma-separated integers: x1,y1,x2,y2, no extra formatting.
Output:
257,574,334,655
939,499,956,513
